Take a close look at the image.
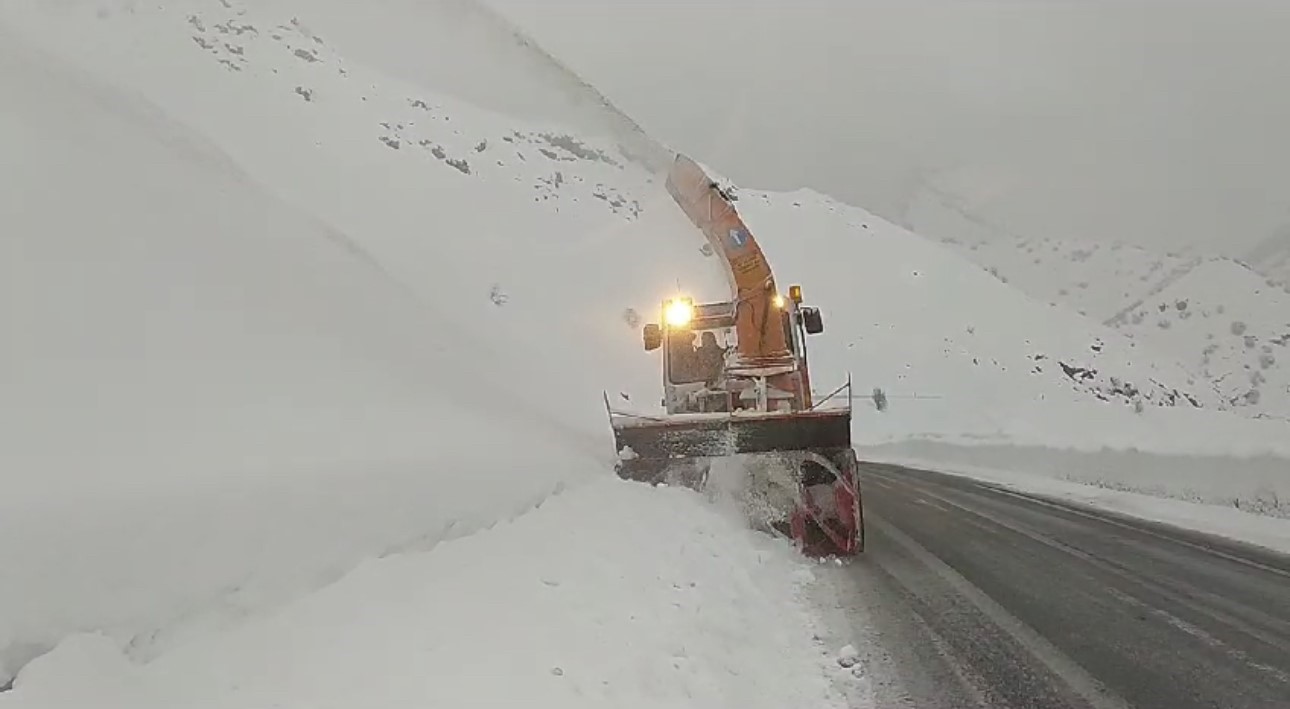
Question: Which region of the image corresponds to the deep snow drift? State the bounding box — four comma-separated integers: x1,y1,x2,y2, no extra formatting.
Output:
1,481,849,709
0,11,607,682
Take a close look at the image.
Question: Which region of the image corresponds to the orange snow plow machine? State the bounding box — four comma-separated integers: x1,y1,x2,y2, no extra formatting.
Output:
605,155,864,558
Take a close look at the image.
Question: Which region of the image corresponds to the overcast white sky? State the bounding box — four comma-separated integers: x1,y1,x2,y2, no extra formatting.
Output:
471,0,1290,256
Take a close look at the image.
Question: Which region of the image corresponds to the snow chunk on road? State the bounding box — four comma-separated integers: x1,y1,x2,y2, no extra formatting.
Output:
836,644,860,668
2,479,845,709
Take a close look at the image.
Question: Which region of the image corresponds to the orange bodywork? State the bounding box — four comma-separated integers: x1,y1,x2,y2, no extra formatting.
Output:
664,154,810,407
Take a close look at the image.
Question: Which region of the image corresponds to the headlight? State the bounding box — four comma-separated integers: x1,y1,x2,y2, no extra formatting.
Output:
664,298,694,327
771,293,785,309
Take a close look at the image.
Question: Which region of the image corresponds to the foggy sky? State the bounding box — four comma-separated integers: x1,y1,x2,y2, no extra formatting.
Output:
482,0,1290,256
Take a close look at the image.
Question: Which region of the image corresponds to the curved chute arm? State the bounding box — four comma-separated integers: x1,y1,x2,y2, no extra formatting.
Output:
664,154,792,365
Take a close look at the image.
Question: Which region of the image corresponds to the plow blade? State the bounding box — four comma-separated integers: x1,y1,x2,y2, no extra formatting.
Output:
610,408,853,475
606,402,863,557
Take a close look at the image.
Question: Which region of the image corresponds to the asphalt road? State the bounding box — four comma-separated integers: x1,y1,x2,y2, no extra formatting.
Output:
812,463,1290,709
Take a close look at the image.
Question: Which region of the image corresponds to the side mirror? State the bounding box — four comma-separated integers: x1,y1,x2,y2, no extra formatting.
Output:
643,323,662,351
802,307,824,335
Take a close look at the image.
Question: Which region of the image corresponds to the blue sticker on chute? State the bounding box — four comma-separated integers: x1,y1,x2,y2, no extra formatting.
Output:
728,228,748,249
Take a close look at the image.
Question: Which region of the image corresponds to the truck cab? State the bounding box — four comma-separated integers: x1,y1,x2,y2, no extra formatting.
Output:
641,286,825,414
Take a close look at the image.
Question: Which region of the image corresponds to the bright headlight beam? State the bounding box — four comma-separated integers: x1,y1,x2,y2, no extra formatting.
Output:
664,299,694,327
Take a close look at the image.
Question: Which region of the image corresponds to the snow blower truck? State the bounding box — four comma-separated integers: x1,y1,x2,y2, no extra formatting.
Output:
605,154,864,557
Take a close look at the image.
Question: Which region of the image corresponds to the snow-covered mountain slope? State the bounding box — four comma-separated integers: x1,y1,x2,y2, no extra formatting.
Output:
0,15,581,501
2,0,1288,703
1107,259,1290,417
908,181,1290,419
1244,225,1290,284
906,183,1201,322
736,190,1290,456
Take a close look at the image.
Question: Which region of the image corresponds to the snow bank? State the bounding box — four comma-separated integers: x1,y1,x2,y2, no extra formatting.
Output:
0,451,591,681
0,0,809,694
867,440,1290,518
864,442,1290,554
847,393,1290,459
0,481,845,709
0,16,608,679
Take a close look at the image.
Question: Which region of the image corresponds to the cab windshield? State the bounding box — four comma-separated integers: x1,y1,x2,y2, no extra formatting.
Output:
667,327,733,385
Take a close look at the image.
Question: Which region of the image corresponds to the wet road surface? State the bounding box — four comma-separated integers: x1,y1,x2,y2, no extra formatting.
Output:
810,463,1290,709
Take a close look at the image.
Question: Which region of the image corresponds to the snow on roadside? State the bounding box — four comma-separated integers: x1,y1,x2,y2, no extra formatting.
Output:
0,0,708,681
864,442,1290,554
0,433,596,683
0,16,610,681
1,480,850,709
